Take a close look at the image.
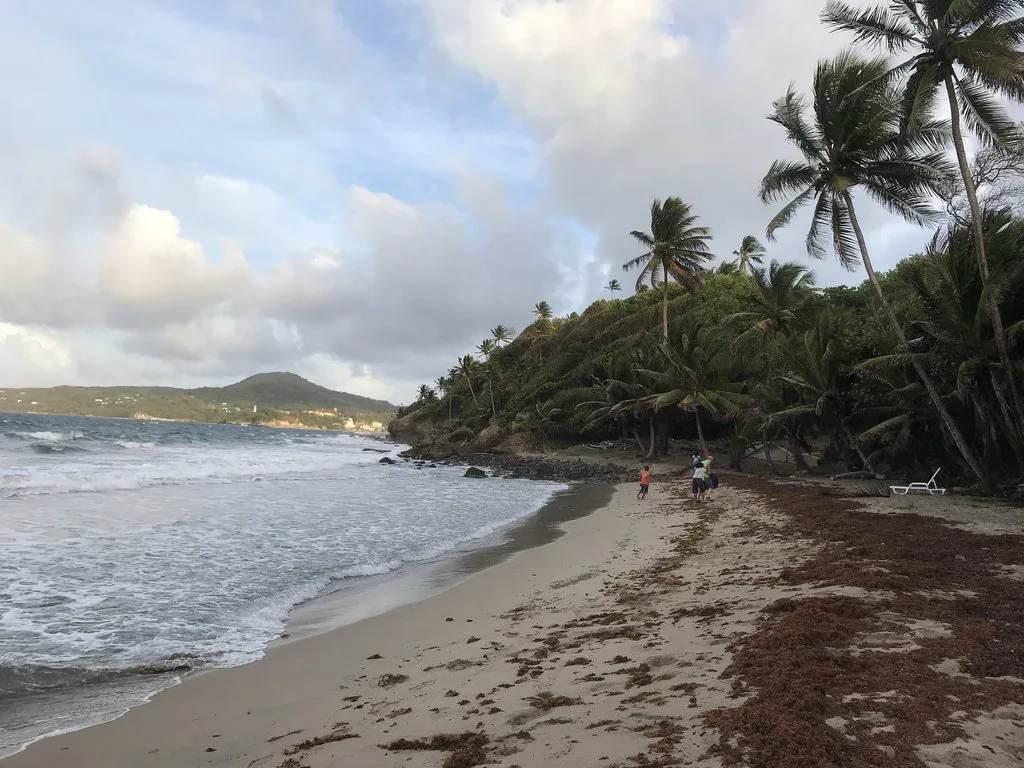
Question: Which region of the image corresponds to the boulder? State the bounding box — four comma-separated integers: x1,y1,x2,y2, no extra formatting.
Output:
379,456,397,465
473,424,505,451
463,467,488,478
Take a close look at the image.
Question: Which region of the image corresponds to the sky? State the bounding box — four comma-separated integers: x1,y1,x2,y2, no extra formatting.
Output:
1,0,1021,404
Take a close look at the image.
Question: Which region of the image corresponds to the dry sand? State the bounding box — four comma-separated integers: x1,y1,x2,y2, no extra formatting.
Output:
6,476,1023,768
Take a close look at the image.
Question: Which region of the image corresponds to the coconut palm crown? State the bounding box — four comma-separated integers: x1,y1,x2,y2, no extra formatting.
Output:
760,50,954,270
623,196,714,338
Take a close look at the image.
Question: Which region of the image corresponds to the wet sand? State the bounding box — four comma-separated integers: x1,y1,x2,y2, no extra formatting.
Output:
6,476,1023,768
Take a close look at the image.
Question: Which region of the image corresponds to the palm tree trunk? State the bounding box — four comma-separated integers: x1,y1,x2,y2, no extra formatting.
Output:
646,417,657,459
448,394,453,426
695,408,708,457
839,422,872,472
466,377,478,406
844,191,991,491
943,75,1024,450
662,269,670,340
762,426,778,475
632,427,646,454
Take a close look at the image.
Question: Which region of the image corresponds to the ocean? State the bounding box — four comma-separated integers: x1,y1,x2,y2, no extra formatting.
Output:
0,413,568,758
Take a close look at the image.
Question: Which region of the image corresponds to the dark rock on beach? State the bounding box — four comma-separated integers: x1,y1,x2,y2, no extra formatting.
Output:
399,449,634,484
463,467,488,478
379,456,397,465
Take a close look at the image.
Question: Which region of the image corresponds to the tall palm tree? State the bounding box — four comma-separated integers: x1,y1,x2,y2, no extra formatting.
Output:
477,339,499,416
605,278,623,298
457,355,479,406
491,325,513,346
733,235,767,275
822,0,1024,440
623,196,714,339
533,301,553,321
759,50,990,489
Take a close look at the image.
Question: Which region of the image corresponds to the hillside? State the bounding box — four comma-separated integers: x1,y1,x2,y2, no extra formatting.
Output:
389,215,1024,493
189,372,395,413
0,372,396,428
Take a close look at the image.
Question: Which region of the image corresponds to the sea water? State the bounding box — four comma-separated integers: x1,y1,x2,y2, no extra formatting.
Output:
0,413,566,757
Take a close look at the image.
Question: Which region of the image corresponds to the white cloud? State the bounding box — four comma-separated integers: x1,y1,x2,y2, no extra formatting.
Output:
0,323,74,386
0,0,1019,403
100,205,251,326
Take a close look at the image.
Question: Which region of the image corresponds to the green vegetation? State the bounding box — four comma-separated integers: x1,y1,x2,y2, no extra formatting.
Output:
0,372,395,430
394,4,1024,493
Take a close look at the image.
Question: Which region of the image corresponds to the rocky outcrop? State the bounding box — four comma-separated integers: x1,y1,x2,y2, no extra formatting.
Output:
387,412,452,447
463,467,488,478
397,450,635,484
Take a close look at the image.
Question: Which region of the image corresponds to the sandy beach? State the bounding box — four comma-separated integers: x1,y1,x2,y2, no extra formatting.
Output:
6,474,1024,768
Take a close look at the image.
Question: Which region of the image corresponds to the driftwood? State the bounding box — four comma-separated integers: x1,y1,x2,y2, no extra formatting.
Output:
830,471,885,481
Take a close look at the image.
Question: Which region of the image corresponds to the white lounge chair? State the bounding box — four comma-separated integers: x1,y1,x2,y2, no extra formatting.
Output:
890,468,946,496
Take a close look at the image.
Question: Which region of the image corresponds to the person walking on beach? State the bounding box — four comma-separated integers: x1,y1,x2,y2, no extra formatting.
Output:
691,452,702,469
638,465,652,500
702,455,715,501
691,461,708,503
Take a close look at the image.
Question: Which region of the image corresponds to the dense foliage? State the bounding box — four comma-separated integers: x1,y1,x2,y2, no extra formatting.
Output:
398,1,1024,492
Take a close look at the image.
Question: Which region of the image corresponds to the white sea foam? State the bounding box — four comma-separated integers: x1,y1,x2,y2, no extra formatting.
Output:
0,414,566,756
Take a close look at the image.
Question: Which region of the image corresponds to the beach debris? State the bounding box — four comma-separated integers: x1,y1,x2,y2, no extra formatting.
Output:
387,707,412,718
366,653,383,659
267,729,304,743
446,617,455,622
564,656,590,666
623,663,653,689
380,732,490,768
282,724,358,755
377,672,409,688
466,636,480,643
445,658,478,671
523,692,584,710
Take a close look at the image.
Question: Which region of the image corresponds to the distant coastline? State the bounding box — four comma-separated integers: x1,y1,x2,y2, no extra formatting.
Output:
3,409,388,433
0,371,395,432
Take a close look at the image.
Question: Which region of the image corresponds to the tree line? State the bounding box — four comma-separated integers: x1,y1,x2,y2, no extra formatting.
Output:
402,1,1024,493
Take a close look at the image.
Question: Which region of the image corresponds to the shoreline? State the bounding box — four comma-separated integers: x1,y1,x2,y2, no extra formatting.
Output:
7,475,1021,767
1,481,611,765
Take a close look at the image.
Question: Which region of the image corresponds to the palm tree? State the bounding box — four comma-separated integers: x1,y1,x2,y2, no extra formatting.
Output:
759,51,990,489
726,260,818,349
491,325,514,346
823,0,1024,447
716,261,742,276
533,301,553,321
623,196,714,339
642,323,752,457
416,384,437,403
733,235,767,275
457,355,479,406
605,279,623,298
477,339,499,416
477,338,496,359
773,311,874,471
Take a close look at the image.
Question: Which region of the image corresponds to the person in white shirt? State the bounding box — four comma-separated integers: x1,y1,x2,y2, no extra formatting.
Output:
691,462,708,502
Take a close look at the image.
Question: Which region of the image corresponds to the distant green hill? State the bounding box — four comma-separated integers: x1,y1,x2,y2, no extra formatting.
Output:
190,372,395,412
0,372,396,428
